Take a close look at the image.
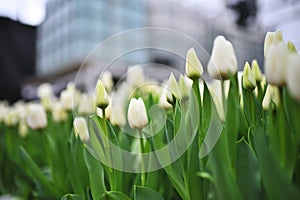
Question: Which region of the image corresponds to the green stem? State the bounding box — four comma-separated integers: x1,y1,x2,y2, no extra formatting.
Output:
139,129,146,186
221,80,226,115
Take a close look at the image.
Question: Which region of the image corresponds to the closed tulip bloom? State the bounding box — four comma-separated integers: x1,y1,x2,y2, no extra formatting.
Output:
127,98,148,129
78,94,94,115
52,102,68,123
185,48,203,79
251,59,262,82
287,53,300,101
207,35,238,80
100,71,114,92
37,83,53,100
264,42,289,86
95,79,109,109
110,103,126,126
166,73,181,104
243,62,256,90
27,103,47,130
264,30,282,57
19,120,28,138
73,117,89,142
262,85,280,110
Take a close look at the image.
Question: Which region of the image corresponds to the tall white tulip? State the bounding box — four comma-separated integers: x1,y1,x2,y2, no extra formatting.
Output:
127,98,148,129
262,85,280,110
73,117,89,142
95,79,109,109
185,48,203,79
264,42,289,86
287,53,300,101
264,30,282,57
207,35,238,80
26,103,47,130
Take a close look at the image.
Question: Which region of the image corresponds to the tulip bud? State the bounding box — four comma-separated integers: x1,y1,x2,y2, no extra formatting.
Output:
95,79,109,109
264,42,289,86
207,35,238,80
166,73,181,104
73,117,89,142
100,71,114,92
262,85,280,110
185,48,203,79
251,59,262,82
78,94,94,115
264,30,283,57
26,103,47,130
52,102,68,123
179,75,191,99
287,41,297,53
19,120,28,138
110,103,126,126
127,98,148,129
243,62,256,90
37,83,54,100
4,109,19,127
287,53,300,101
159,87,172,110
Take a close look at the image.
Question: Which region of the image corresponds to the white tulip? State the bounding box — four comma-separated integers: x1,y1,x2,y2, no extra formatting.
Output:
264,42,289,86
73,117,89,142
110,103,126,126
242,62,256,90
18,120,28,138
264,30,282,57
78,94,94,115
166,73,181,104
207,35,238,80
185,48,203,79
287,53,300,101
52,101,68,123
126,65,145,87
26,103,47,130
159,87,172,110
179,75,191,99
4,108,19,127
251,59,262,82
37,83,54,100
262,85,280,110
100,71,114,92
95,79,109,109
127,98,148,129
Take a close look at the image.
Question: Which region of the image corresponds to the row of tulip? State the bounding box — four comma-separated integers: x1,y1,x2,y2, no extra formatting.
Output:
1,30,300,200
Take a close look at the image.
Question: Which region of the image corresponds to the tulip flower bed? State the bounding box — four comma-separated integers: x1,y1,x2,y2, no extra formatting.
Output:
1,30,300,200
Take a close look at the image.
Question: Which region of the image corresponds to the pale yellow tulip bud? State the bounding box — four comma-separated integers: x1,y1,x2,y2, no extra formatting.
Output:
243,62,256,90
100,71,114,92
179,75,191,99
95,79,109,109
19,120,28,138
166,73,181,104
262,85,280,110
185,48,203,79
73,117,89,142
127,98,148,129
52,102,68,123
26,103,47,130
251,59,262,82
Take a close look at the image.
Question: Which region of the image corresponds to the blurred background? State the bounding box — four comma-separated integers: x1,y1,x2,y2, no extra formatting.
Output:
0,0,300,102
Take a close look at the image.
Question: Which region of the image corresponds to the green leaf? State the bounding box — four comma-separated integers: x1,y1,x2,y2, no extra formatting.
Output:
19,147,60,198
134,186,164,200
61,194,83,200
84,148,106,200
253,127,300,199
99,191,131,200
236,139,263,200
